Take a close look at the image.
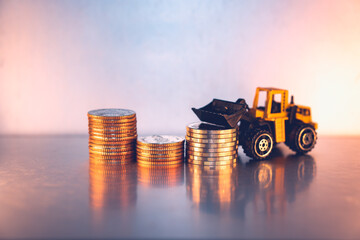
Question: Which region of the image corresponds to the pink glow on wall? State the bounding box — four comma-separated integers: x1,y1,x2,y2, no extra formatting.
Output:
0,1,360,135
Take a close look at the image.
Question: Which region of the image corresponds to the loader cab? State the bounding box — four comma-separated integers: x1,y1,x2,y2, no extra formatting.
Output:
250,87,289,143
251,87,288,120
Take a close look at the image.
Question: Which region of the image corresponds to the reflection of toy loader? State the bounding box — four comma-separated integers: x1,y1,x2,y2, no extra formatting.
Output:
192,87,318,159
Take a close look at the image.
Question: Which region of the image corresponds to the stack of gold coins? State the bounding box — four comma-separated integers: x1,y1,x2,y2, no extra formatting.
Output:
88,109,137,164
136,135,185,166
137,164,184,188
186,122,238,166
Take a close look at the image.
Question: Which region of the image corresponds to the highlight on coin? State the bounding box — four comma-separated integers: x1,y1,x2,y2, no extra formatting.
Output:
88,108,137,164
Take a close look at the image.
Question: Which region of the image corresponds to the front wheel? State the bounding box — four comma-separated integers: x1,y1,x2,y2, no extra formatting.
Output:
243,129,274,160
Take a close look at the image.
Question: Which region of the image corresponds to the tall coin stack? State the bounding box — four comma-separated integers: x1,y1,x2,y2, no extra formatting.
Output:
186,122,238,166
136,135,185,166
88,109,137,164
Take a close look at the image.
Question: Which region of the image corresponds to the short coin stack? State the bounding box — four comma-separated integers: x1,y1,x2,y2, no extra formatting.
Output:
88,109,137,164
136,135,185,166
186,122,238,166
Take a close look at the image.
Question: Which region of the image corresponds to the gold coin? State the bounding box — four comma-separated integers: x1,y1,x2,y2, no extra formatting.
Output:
89,141,136,147
186,150,237,157
185,136,237,144
88,118,136,123
89,149,135,155
136,148,184,155
89,126,137,132
136,146,184,152
89,151,136,159
88,122,137,128
186,146,236,153
187,159,237,166
89,130,137,136
137,159,184,165
88,123,137,129
88,117,136,123
186,122,237,134
89,131,137,137
186,141,238,148
136,141,185,148
89,130,137,134
136,145,184,151
89,144,135,150
89,139,136,147
88,119,136,123
89,135,137,141
186,132,238,139
89,140,137,146
89,148,136,155
89,131,137,138
136,155,184,162
89,156,135,162
137,151,184,158
89,149,135,156
186,154,238,161
137,152,184,158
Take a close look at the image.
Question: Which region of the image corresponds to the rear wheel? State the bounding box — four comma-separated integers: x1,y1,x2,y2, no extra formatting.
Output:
243,129,274,160
286,124,317,154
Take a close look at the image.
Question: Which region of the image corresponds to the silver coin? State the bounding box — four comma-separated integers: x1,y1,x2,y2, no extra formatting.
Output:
88,109,135,117
138,135,184,144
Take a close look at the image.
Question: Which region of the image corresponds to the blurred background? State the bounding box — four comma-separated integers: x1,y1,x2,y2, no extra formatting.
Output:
0,0,359,136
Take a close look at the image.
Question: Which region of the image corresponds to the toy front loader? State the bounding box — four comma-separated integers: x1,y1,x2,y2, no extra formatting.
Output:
191,87,318,160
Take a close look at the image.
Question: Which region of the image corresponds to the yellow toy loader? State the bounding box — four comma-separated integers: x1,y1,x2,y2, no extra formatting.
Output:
192,87,318,160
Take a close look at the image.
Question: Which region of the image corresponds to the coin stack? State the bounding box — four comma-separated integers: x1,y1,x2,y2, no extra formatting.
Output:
88,109,137,164
186,122,238,166
136,135,185,166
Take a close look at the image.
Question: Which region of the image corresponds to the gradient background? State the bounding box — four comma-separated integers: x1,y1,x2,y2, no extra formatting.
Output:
1,0,359,136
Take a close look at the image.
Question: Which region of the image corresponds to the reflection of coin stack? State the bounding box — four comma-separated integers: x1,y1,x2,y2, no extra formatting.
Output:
89,160,137,209
88,109,137,163
136,135,185,166
186,122,238,166
137,164,184,188
186,164,238,210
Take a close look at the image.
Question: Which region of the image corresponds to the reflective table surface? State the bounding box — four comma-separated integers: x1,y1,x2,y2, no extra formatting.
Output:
0,136,359,239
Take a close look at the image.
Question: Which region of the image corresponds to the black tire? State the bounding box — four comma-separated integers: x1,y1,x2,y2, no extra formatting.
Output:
286,124,317,154
243,129,274,160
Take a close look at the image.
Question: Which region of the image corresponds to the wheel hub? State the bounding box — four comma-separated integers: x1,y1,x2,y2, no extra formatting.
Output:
258,139,269,151
298,127,316,151
254,132,273,158
302,132,313,145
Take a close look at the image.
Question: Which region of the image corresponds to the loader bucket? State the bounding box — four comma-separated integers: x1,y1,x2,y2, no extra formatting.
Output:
192,98,248,128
